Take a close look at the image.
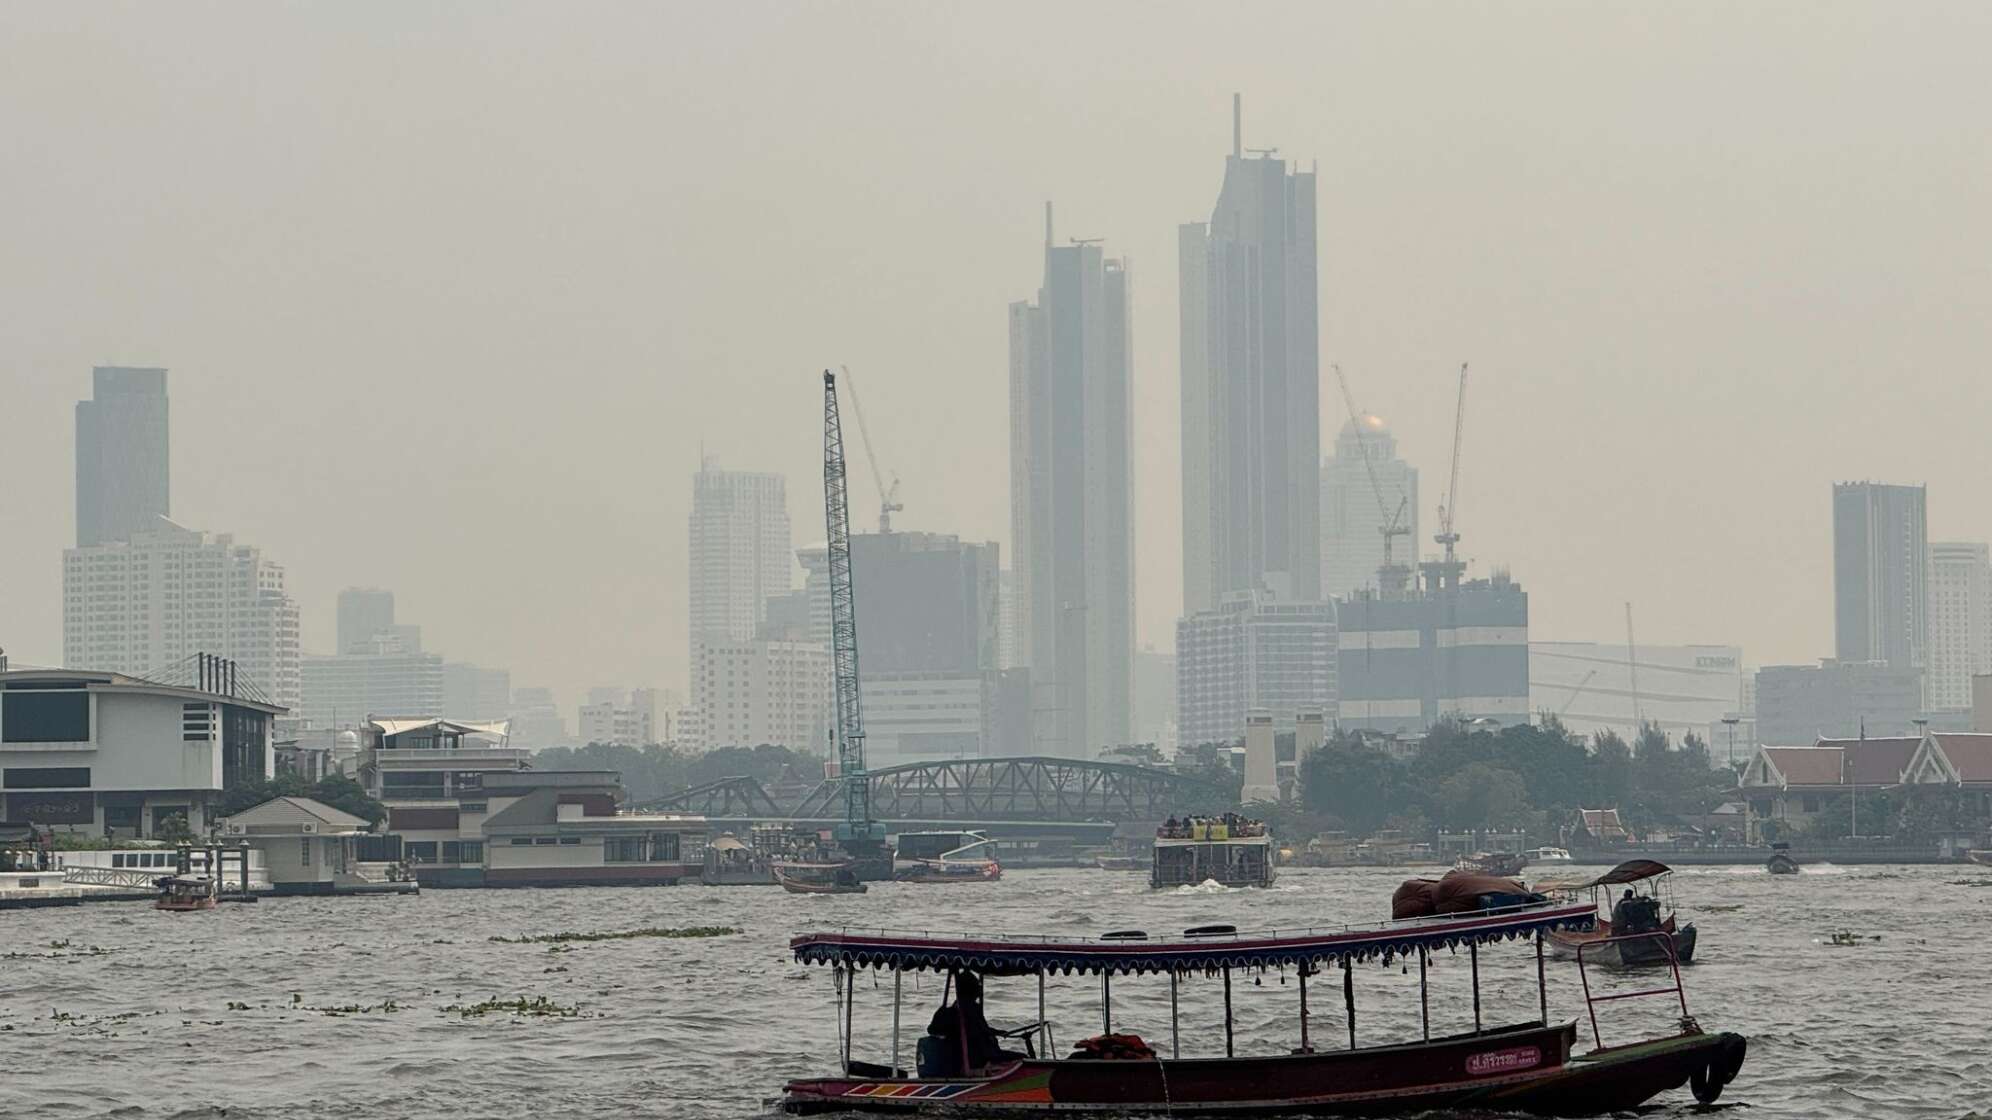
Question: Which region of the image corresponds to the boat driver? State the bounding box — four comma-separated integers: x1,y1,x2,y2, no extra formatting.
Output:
927,972,1023,1075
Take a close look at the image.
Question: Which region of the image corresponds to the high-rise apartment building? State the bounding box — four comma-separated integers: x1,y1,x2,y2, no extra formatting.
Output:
1008,206,1134,758
692,637,833,751
75,366,170,548
1181,96,1320,613
442,662,514,721
1927,542,1992,711
508,686,568,750
689,462,793,674
1833,482,1927,677
1175,589,1336,750
63,521,301,710
1321,416,1419,600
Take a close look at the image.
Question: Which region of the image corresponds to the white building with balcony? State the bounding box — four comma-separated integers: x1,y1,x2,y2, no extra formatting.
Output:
0,666,283,838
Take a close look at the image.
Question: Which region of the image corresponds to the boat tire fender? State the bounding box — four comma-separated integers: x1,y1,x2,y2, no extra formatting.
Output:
1690,1032,1748,1104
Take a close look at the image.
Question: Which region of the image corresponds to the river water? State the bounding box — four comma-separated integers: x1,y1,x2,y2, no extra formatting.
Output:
3,863,1987,1120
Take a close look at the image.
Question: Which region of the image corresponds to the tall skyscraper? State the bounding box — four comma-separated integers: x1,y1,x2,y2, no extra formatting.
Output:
1008,205,1134,757
75,366,169,547
63,521,301,710
1927,541,1992,711
1320,416,1419,600
687,461,793,661
336,587,399,654
1180,96,1320,613
1833,482,1927,676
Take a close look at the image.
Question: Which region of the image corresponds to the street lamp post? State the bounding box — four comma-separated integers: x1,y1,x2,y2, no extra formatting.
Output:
1721,716,1740,770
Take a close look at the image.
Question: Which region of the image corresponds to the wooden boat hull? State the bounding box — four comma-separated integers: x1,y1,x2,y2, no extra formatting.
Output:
155,897,217,912
1766,854,1800,875
781,1023,1743,1117
897,863,1001,884
1548,918,1695,966
776,872,867,895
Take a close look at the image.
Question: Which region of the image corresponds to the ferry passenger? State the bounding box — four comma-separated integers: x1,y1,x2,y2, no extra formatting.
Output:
924,972,1022,1076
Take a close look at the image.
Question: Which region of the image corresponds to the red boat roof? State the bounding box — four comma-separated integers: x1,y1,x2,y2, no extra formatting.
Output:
791,901,1595,976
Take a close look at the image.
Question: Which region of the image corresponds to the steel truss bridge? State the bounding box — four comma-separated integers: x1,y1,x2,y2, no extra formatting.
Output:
640,756,1225,826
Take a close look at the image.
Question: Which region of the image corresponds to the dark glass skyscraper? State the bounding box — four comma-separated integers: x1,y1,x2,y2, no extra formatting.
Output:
75,366,169,547
1833,481,1928,675
1181,96,1320,613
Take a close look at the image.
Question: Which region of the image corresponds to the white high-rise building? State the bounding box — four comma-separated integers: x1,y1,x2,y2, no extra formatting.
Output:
578,687,660,746
1928,542,1992,711
693,637,832,752
1176,589,1336,750
63,520,301,710
299,646,444,727
689,462,794,696
1008,205,1134,758
1321,416,1419,600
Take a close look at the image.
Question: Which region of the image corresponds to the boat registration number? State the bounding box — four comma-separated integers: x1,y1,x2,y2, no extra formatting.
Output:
1466,1046,1542,1076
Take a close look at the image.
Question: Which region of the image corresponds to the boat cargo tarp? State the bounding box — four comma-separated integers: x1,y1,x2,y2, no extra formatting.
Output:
792,901,1594,976
1391,871,1546,920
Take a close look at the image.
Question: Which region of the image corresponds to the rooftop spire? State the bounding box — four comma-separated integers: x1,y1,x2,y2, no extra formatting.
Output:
1232,93,1242,157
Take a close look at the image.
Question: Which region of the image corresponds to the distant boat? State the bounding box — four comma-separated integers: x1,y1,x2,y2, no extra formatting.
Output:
1967,850,1992,868
1151,819,1276,888
154,874,218,912
1456,851,1529,878
1766,844,1800,875
1095,855,1142,872
774,862,867,895
1525,846,1574,866
895,832,1002,884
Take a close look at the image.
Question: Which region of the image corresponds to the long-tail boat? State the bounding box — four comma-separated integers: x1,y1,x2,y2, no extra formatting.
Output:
1537,860,1698,966
778,896,1747,1115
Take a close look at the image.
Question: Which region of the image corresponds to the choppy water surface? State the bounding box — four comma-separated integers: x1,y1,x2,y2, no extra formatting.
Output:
4,863,1988,1120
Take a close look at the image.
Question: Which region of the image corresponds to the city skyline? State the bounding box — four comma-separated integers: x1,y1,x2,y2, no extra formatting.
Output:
6,5,1992,708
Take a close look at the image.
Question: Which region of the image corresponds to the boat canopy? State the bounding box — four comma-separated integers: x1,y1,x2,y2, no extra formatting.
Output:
792,901,1595,976
1535,859,1673,893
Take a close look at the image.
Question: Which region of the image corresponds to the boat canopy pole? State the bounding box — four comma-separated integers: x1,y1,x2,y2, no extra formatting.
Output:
891,968,902,1075
1038,970,1050,1058
1470,943,1482,1034
1223,966,1235,1057
1170,970,1181,1059
1536,930,1547,1024
1101,971,1112,1035
1342,958,1355,1050
1298,963,1311,1052
1419,948,1429,1041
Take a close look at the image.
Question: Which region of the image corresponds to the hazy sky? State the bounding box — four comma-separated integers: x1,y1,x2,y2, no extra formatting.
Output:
4,3,1991,713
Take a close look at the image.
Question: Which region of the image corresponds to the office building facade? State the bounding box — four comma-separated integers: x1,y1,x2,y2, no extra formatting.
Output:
1833,481,1927,676
1175,589,1336,750
298,650,445,727
1321,415,1418,600
336,588,401,654
63,521,301,711
1927,541,1992,711
441,662,513,722
1337,573,1529,734
1754,660,1922,746
1181,97,1320,613
1008,209,1134,758
75,366,170,548
1529,642,1746,740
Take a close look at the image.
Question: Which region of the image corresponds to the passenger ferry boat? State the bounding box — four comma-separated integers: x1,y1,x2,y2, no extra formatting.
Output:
1151,816,1275,888
896,831,1001,884
155,874,218,911
778,891,1747,1115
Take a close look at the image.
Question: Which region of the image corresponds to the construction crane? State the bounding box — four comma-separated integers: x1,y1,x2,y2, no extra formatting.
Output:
839,366,902,533
1433,363,1469,589
822,370,886,873
1559,669,1598,718
1331,364,1412,594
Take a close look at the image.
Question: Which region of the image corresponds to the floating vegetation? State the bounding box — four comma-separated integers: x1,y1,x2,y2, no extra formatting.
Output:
1699,904,1745,912
3,943,120,961
313,999,403,1016
488,926,739,945
443,996,582,1019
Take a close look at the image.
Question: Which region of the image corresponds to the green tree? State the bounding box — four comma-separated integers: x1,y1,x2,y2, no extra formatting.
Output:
155,812,194,845
1299,736,1409,835
1434,762,1532,830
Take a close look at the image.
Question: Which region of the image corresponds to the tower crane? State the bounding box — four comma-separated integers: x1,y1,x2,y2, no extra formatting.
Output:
1331,364,1412,595
1433,363,1469,589
839,365,902,533
822,370,886,873
1625,602,1644,727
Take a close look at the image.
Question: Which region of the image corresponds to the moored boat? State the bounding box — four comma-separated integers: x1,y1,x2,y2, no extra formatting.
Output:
1457,851,1529,877
154,874,218,912
1538,860,1697,966
1968,850,1992,867
1526,846,1575,865
777,862,868,895
779,894,1746,1115
896,832,1001,884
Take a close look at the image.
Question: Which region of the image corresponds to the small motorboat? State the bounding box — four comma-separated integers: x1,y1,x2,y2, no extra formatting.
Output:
1538,860,1697,967
779,891,1748,1115
776,862,868,895
1525,846,1574,865
898,858,1001,884
154,874,218,912
1456,851,1528,878
1766,843,1800,875
1965,849,1992,867
1094,854,1142,872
